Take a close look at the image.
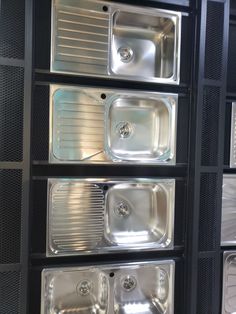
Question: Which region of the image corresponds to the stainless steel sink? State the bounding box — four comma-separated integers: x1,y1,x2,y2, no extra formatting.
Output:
41,261,175,314
221,175,236,246
222,252,236,314
51,0,181,84
47,178,175,256
49,85,177,165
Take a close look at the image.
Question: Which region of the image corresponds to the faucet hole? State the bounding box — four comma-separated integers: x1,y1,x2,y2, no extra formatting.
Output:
103,185,108,191
109,272,115,278
102,5,108,12
101,93,106,99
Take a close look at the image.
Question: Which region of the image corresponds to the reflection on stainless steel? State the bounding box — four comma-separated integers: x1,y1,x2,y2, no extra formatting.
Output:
41,261,174,314
51,0,181,84
47,178,175,256
221,175,236,246
222,252,236,314
230,103,236,168
49,85,177,165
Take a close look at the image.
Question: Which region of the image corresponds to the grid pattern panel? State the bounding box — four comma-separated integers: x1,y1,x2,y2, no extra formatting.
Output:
0,170,22,264
0,65,24,161
204,1,224,80
0,271,21,314
0,0,25,59
199,173,218,251
201,86,220,166
197,258,215,314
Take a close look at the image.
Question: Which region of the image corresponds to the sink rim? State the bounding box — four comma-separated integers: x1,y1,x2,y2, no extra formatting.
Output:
104,92,178,164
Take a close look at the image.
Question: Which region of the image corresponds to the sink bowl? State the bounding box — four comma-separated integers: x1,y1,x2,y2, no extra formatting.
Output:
114,265,172,314
49,85,177,165
110,10,177,81
104,183,169,246
221,175,236,246
222,252,236,314
104,95,175,162
51,0,181,84
41,261,174,314
41,268,109,314
47,178,175,256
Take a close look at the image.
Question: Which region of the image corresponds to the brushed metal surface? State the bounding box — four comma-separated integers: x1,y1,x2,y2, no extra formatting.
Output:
41,260,175,314
51,0,181,84
49,85,177,165
230,103,236,168
47,178,175,256
222,252,236,314
221,175,236,246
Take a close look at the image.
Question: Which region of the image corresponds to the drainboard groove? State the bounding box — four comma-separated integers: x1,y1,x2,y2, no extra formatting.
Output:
58,35,108,46
58,9,109,22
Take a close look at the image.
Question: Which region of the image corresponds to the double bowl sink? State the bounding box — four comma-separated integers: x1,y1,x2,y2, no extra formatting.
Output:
49,85,177,164
41,260,175,314
51,0,181,84
47,178,175,256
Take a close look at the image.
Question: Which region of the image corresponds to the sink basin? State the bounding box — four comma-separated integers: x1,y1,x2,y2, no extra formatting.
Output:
222,252,236,314
104,183,168,246
114,265,171,314
221,175,236,246
47,178,175,256
49,85,177,165
51,0,181,84
110,10,177,81
41,261,174,314
41,268,109,314
104,96,175,162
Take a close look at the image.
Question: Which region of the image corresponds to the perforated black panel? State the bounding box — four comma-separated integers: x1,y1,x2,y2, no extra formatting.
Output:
197,258,215,314
0,170,22,264
0,271,21,314
199,174,218,251
201,86,220,166
0,65,24,162
204,1,224,80
0,0,25,59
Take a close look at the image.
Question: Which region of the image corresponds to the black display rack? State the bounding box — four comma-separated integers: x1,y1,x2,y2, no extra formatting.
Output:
0,0,232,313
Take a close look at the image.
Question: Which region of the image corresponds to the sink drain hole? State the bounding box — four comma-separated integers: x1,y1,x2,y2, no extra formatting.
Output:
121,275,137,292
77,280,93,296
118,47,134,63
114,202,130,218
116,122,133,139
